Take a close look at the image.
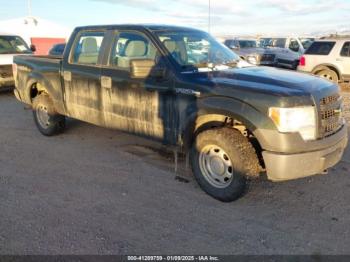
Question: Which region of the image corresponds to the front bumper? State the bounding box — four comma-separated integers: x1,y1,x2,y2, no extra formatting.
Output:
0,76,14,88
263,127,348,181
259,61,275,66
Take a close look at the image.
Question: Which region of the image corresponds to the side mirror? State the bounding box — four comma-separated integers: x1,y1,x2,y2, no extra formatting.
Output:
130,59,166,79
30,44,36,52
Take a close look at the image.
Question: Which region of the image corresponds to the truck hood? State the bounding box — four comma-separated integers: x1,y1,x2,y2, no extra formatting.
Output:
0,54,16,65
0,54,31,65
185,66,338,107
209,66,336,96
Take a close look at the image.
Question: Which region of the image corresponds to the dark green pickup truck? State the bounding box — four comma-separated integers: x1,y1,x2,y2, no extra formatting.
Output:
13,25,348,201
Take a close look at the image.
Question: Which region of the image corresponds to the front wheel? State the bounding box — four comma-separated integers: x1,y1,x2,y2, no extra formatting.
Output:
32,94,65,136
190,128,261,202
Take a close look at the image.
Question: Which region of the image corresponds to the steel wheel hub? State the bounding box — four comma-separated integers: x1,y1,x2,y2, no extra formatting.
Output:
36,105,50,128
199,145,234,188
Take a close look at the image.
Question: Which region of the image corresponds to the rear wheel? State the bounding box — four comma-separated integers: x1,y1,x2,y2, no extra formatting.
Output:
190,128,260,202
316,69,339,83
32,94,65,136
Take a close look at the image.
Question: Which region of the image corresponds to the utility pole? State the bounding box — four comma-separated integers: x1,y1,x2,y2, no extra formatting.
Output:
27,0,32,16
208,0,211,33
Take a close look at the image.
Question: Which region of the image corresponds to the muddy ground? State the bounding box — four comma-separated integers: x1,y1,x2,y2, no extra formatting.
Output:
0,92,349,255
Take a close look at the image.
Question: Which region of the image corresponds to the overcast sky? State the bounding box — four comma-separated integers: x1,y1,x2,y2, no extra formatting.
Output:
1,0,349,36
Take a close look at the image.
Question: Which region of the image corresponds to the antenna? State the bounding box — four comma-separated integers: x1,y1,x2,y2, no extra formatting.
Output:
208,0,211,33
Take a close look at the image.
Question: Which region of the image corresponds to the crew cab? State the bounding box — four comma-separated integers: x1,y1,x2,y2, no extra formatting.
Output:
259,37,314,69
0,33,33,89
13,25,348,202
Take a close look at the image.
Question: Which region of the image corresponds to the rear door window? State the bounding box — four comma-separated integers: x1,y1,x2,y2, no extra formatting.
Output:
305,41,335,55
340,42,350,57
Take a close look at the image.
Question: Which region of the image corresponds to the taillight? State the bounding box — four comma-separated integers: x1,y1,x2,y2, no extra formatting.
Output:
299,56,305,66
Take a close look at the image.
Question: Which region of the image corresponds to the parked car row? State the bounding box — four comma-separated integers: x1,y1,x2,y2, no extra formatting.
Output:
11,24,348,202
224,36,314,69
223,35,350,85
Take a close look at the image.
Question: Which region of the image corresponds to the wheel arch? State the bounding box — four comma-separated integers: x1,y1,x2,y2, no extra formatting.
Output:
25,72,53,102
311,63,342,81
24,72,66,114
181,97,274,152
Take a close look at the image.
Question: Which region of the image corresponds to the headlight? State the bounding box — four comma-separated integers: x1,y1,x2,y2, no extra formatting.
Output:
246,55,258,65
268,106,316,141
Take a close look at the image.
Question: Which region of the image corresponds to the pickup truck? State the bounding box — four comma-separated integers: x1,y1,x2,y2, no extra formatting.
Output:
259,37,314,69
13,25,348,202
224,38,276,66
0,33,33,89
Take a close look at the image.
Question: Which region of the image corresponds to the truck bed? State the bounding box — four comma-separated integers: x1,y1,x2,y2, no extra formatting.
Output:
13,55,64,109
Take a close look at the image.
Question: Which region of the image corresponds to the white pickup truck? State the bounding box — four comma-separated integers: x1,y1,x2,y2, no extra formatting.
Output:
259,37,314,69
0,33,33,89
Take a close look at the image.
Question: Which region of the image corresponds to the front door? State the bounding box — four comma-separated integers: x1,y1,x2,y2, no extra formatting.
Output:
62,30,106,126
100,30,175,143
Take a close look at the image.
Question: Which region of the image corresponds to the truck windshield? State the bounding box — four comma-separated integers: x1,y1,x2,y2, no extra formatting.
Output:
260,38,286,48
238,40,257,48
0,35,31,54
156,31,240,71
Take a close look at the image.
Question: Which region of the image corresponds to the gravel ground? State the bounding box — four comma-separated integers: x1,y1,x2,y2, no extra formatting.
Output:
0,92,349,255
342,90,350,125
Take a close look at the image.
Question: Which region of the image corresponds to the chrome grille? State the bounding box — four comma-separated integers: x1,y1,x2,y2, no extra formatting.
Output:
319,94,343,137
0,65,13,78
320,94,339,105
261,54,275,62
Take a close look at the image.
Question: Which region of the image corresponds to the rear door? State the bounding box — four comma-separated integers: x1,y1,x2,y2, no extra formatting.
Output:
100,30,175,142
62,30,106,126
339,41,350,79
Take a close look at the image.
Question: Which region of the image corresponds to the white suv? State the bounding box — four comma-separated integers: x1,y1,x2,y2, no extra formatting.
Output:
297,38,350,83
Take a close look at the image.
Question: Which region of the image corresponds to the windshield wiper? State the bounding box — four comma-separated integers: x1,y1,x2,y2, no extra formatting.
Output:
222,60,239,68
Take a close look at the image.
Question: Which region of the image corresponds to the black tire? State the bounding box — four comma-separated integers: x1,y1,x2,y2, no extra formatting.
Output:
316,69,339,83
190,128,260,202
32,93,65,136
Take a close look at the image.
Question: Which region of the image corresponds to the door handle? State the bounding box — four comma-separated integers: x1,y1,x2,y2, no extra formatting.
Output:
101,76,112,89
336,58,343,62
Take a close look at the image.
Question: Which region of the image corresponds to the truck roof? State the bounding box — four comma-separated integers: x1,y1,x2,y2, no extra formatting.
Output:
0,32,19,36
314,38,350,42
74,24,205,33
